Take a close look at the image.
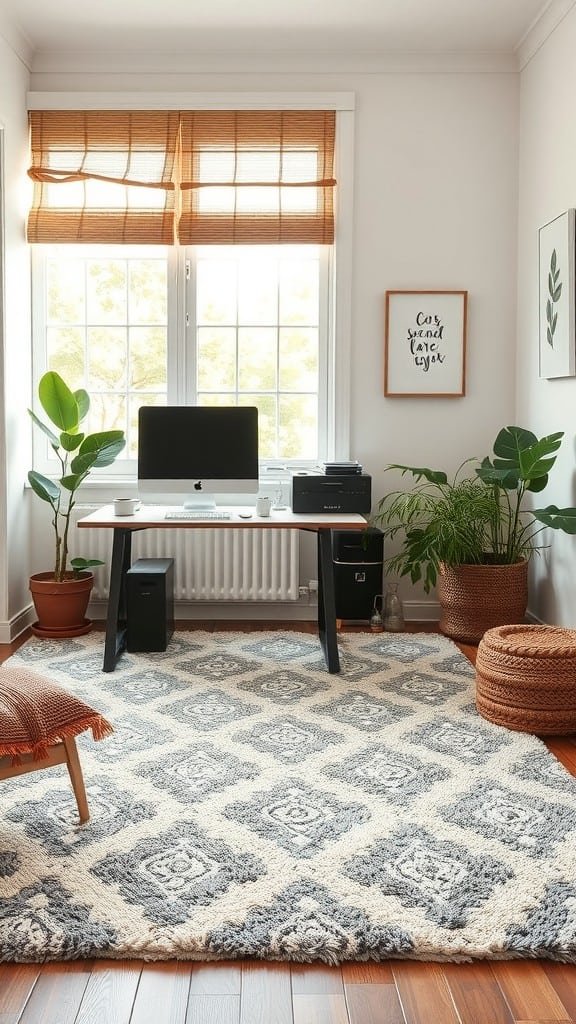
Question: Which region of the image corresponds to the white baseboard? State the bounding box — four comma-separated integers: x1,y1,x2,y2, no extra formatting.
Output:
0,604,36,644
403,599,441,622
1,596,441,645
87,599,320,621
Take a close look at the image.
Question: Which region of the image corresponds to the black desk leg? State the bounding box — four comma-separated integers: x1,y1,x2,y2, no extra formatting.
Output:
317,528,340,673
103,528,132,672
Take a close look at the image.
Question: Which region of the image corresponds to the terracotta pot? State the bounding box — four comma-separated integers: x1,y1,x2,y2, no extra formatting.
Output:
29,571,94,636
438,560,529,644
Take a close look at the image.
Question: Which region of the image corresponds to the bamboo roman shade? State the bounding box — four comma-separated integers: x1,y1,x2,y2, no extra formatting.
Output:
27,111,180,244
27,109,336,245
178,111,335,244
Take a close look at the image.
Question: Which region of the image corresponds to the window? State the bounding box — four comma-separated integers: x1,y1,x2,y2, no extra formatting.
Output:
32,241,330,472
28,103,352,478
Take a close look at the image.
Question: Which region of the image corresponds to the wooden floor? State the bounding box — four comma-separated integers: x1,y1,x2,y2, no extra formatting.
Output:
1,622,576,1024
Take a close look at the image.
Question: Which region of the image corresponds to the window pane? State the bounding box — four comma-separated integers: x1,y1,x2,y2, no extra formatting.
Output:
47,259,85,324
87,327,127,390
129,327,167,390
47,327,85,387
279,328,318,392
197,393,234,407
90,392,127,436
197,259,237,324
279,395,318,460
129,392,166,459
238,328,277,391
279,259,319,325
129,260,167,324
239,394,277,459
197,328,237,391
87,260,127,324
238,260,277,324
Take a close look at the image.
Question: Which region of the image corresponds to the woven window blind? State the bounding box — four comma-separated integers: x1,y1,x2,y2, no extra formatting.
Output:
27,111,180,244
178,110,335,244
27,109,336,245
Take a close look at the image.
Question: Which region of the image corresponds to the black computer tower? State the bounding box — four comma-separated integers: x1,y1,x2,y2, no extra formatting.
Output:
126,558,174,652
332,528,384,621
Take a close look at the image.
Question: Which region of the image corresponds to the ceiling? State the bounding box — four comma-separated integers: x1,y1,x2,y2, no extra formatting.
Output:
0,0,551,56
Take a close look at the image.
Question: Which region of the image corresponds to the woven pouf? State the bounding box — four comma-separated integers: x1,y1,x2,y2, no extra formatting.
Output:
475,623,576,734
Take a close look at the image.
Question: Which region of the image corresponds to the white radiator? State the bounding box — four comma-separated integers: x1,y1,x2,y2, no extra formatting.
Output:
71,508,300,602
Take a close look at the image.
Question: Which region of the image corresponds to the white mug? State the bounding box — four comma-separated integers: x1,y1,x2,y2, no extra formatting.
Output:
256,495,272,517
114,497,141,516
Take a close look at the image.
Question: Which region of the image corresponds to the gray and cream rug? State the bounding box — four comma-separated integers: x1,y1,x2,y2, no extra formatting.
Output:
2,630,576,964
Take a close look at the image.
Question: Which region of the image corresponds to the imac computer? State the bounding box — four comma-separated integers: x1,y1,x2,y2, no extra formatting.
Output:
137,405,259,510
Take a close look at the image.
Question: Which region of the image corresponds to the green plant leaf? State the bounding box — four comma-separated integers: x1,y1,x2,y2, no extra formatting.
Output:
476,457,519,489
553,284,562,302
28,409,60,448
74,389,90,421
551,249,557,274
516,433,563,478
526,474,548,493
78,431,126,468
386,464,448,485
71,557,103,569
547,327,553,346
28,470,60,504
552,312,558,333
60,472,86,491
38,371,79,432
59,431,84,452
546,298,552,323
533,505,576,533
493,426,538,463
69,450,99,476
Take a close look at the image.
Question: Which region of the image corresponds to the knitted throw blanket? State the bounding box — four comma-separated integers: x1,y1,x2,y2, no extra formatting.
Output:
0,664,113,764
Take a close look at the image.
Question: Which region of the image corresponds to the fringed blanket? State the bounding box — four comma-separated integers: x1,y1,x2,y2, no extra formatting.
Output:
0,664,113,764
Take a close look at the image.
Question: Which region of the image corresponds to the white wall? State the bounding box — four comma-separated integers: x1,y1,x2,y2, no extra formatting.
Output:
23,63,520,620
517,11,576,626
0,30,31,641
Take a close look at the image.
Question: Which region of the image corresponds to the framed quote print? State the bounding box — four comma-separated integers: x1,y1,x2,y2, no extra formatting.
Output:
384,290,468,397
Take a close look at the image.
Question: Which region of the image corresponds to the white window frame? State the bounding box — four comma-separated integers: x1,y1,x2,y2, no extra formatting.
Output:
28,92,355,485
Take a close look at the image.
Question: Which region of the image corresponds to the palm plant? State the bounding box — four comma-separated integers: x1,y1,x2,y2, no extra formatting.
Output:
374,426,576,593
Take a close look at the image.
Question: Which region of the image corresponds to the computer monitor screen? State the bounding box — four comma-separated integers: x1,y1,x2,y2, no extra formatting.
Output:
138,405,259,509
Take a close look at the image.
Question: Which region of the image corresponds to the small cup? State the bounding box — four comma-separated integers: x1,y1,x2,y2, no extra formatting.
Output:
114,497,140,516
256,495,272,517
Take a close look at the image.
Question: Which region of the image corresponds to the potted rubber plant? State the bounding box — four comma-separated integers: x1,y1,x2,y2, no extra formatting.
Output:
28,371,126,637
374,426,576,642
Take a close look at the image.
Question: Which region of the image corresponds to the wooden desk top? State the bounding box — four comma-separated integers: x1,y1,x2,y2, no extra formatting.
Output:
77,505,369,531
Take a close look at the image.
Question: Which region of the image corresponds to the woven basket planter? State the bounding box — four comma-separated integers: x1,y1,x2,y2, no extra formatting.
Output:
476,623,576,734
438,560,528,644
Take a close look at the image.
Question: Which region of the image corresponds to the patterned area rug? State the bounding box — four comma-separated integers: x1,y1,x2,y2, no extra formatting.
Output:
2,629,576,964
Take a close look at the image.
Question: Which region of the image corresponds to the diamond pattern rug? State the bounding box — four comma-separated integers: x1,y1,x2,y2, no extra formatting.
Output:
2,630,576,964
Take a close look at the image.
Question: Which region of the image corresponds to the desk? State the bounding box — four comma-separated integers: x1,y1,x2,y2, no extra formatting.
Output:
77,506,368,674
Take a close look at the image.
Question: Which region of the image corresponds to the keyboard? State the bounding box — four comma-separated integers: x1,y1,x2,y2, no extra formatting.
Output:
164,510,231,521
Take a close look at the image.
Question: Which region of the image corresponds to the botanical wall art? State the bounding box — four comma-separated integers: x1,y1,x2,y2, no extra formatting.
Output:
538,209,576,379
384,290,467,397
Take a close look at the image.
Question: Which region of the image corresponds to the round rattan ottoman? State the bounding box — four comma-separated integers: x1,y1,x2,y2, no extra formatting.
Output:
475,624,576,734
